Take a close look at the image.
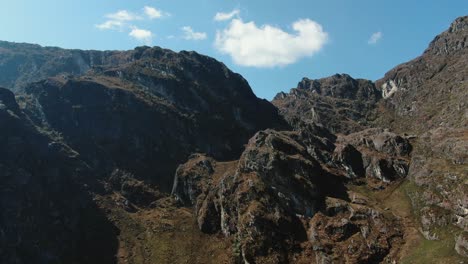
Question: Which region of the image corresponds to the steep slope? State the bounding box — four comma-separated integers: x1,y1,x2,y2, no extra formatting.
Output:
10,46,287,191
0,88,118,263
375,16,468,259
375,16,467,132
0,44,288,263
273,74,381,134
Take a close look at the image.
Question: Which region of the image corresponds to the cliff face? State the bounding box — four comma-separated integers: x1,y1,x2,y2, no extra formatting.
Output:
5,45,287,191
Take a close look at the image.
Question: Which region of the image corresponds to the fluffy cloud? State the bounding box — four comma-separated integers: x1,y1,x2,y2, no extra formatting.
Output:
368,31,382,44
95,20,124,30
96,10,141,31
181,26,207,40
215,18,327,67
106,10,141,22
96,7,168,31
143,6,169,19
214,9,240,21
129,27,153,45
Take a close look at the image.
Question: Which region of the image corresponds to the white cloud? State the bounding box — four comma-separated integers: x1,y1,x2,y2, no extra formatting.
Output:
96,10,141,31
214,9,240,21
143,6,169,19
181,26,207,40
106,10,141,22
368,31,382,44
129,27,153,45
96,7,169,31
96,20,124,30
214,18,328,67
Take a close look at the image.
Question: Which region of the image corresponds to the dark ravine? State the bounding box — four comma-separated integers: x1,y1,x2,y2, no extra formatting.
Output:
0,16,466,264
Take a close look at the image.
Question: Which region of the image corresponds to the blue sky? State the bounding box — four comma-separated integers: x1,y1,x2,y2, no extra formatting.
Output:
0,1,466,99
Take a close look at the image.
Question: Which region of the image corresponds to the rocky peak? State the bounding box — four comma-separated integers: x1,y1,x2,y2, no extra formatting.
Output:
272,74,380,134
427,16,467,56
97,46,259,114
295,74,379,100
449,16,468,33
375,16,467,132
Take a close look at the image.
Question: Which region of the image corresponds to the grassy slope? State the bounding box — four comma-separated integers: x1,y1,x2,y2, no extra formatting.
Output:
95,194,233,264
350,180,465,264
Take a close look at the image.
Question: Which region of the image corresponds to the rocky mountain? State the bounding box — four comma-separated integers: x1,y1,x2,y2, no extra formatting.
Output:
375,16,467,133
273,74,381,134
0,15,466,264
0,44,287,262
271,16,468,262
4,45,287,191
375,16,468,259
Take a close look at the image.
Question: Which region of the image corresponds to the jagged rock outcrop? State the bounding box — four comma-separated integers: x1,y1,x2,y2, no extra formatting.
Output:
273,74,381,134
173,126,407,263
306,197,402,263
335,128,411,188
